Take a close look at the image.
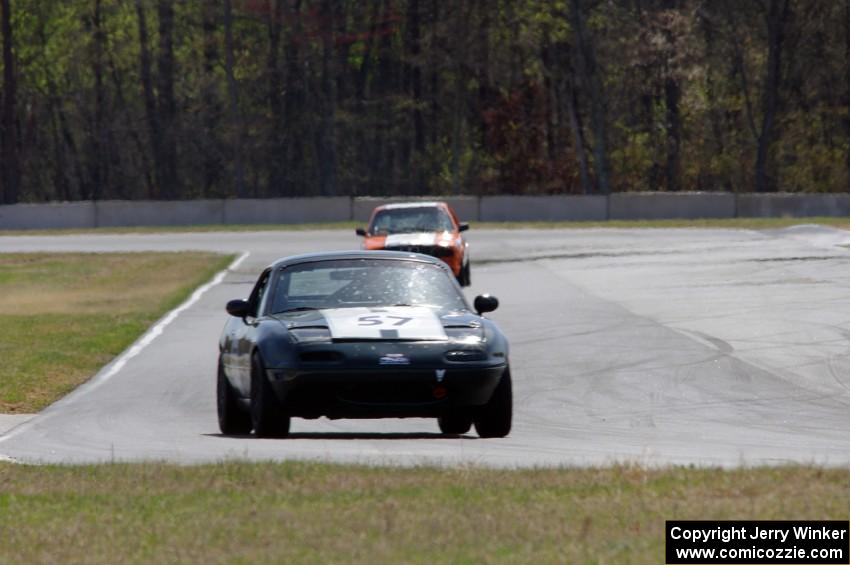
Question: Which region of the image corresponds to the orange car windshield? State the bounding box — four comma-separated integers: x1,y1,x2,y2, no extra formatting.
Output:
369,207,454,235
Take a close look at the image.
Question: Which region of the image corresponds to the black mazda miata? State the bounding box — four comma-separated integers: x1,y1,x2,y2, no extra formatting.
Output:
217,250,512,438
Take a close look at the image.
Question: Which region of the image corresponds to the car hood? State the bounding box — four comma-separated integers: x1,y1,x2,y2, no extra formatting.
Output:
271,307,482,341
385,232,439,246
364,231,457,250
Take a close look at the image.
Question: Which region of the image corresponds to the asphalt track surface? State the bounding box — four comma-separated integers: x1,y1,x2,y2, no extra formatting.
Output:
2,225,850,467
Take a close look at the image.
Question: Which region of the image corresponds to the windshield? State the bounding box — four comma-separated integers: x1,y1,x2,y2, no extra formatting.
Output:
269,259,467,314
369,207,455,235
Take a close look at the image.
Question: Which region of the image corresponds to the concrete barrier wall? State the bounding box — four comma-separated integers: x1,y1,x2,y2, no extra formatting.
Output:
479,195,607,221
4,194,850,231
352,196,479,223
224,197,351,224
0,201,96,230
610,192,735,220
96,199,225,227
737,193,850,217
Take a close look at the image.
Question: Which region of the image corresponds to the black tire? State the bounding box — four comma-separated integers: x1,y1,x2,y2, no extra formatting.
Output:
458,260,471,287
217,357,252,435
250,352,290,438
473,366,512,438
438,412,473,435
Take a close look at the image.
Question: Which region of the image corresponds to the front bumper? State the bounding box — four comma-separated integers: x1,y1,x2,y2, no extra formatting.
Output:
267,365,505,419
384,244,462,275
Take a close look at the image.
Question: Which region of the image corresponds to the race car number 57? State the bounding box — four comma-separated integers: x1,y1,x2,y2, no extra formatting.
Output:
322,306,448,340
358,315,412,327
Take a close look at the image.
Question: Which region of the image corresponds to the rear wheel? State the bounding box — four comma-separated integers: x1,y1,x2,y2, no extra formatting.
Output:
473,366,512,438
438,412,473,435
250,352,290,438
217,357,252,435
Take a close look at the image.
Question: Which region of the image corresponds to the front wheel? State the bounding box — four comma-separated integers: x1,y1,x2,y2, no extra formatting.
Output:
217,357,252,435
474,366,512,438
250,352,290,438
458,260,471,287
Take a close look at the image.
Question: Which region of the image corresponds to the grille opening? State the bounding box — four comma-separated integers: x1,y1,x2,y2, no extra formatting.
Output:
445,350,487,362
299,350,344,363
386,244,453,258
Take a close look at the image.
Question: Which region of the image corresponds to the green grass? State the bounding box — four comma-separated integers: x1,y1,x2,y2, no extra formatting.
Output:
0,252,233,413
0,462,847,563
3,216,850,236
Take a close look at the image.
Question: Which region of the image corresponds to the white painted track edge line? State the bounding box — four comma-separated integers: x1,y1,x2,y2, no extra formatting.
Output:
0,251,250,446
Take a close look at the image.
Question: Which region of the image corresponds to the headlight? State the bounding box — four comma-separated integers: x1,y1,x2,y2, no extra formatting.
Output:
444,327,483,344
289,327,332,343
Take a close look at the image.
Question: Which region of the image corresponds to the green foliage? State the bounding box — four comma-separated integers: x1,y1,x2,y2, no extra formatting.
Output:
0,0,848,201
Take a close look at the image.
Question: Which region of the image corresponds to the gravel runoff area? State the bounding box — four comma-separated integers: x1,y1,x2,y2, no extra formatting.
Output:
2,224,850,467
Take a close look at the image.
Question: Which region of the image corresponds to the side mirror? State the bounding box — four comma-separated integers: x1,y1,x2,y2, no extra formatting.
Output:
355,228,367,236
458,222,469,232
226,299,251,318
474,294,499,314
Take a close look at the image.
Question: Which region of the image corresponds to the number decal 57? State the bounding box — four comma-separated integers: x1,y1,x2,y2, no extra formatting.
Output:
358,315,413,327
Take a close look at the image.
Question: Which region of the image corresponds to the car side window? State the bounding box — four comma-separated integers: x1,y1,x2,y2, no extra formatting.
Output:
248,269,271,317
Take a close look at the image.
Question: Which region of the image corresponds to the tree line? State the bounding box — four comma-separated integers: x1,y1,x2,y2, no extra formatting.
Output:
0,0,846,203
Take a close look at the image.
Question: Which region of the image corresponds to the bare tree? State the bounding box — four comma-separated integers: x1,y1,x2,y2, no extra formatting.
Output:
407,0,425,154
561,43,593,195
842,0,850,191
201,1,220,197
223,0,247,198
88,0,108,200
755,0,791,193
266,0,285,196
1,0,18,203
662,0,682,191
317,0,338,196
157,0,179,198
136,0,161,199
569,0,611,194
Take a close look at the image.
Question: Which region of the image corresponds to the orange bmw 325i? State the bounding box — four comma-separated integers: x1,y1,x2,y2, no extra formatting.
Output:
356,202,471,286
